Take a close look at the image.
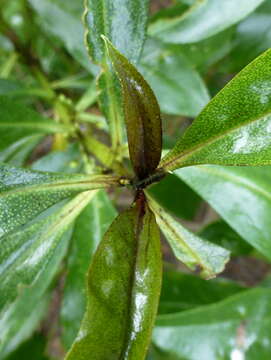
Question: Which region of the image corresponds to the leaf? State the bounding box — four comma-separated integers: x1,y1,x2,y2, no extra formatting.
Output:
147,194,230,279
84,0,149,64
5,334,49,360
159,270,245,315
200,220,253,256
148,0,265,44
0,190,97,315
153,288,271,360
139,38,210,117
0,162,119,236
0,96,69,152
175,165,271,260
103,37,162,179
148,173,202,221
160,49,271,171
223,1,271,73
28,0,97,74
60,190,117,349
0,136,42,166
66,202,162,360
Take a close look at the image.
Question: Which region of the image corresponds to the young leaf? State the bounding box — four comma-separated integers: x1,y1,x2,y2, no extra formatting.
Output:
153,288,271,360
147,194,230,279
0,96,69,152
175,165,271,260
0,162,119,236
66,202,162,360
160,48,271,171
103,37,162,179
148,0,265,44
0,190,97,315
60,190,117,349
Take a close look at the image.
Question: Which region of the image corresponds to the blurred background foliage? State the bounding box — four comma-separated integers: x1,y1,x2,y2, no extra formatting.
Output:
1,0,271,359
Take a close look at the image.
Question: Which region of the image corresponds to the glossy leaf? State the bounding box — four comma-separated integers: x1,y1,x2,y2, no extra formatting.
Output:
175,165,271,260
159,270,245,315
223,1,271,73
160,49,271,171
104,37,162,179
0,190,97,315
28,0,97,74
66,203,162,360
148,173,202,221
153,288,271,360
139,38,210,117
61,190,117,349
148,0,264,44
0,162,119,236
200,220,253,256
84,0,149,64
0,96,68,152
147,195,230,279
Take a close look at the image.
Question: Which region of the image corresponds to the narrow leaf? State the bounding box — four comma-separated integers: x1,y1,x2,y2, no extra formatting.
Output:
175,165,271,260
0,190,97,315
148,0,264,44
147,194,230,279
160,48,271,171
0,96,68,152
0,162,119,236
103,37,162,179
66,202,162,360
60,190,117,349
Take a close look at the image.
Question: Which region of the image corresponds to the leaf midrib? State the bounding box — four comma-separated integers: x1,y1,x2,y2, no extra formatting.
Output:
161,108,271,170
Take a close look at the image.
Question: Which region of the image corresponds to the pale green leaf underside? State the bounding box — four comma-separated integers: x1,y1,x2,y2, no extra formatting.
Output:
175,165,271,260
147,194,229,279
0,162,119,236
148,0,265,44
160,48,271,171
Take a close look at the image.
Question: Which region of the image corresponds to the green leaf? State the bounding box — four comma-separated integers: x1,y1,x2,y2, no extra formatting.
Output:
148,0,265,44
200,220,253,256
103,37,162,179
160,49,271,171
0,96,68,152
0,162,119,236
175,165,271,260
148,174,202,221
28,0,97,74
0,136,42,166
84,0,149,64
147,194,230,279
222,1,271,73
66,202,162,360
0,190,97,315
5,334,49,360
139,38,210,117
159,270,245,315
60,190,117,349
153,288,271,360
